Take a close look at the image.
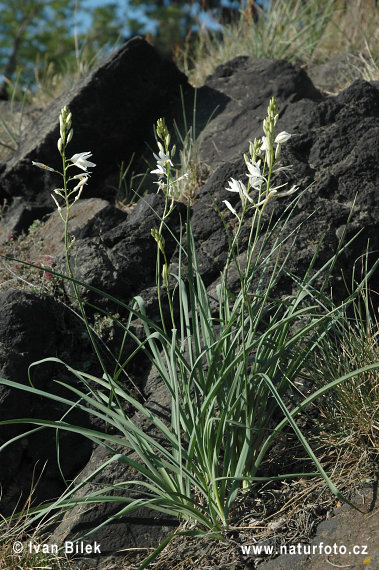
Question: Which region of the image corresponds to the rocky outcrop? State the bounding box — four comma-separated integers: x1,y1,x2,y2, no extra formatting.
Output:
0,36,188,210
0,46,378,565
0,289,94,513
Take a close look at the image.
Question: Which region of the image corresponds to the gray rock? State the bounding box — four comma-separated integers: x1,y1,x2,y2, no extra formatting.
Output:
195,56,322,170
306,53,369,94
0,197,50,244
0,289,94,514
259,485,378,570
50,362,175,561
0,37,188,210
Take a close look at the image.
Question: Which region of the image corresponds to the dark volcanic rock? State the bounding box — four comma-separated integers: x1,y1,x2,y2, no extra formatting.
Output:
54,193,186,308
0,36,188,212
0,197,50,244
0,289,94,513
196,56,323,170
191,74,379,304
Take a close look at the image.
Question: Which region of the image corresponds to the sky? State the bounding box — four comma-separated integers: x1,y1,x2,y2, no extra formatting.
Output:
80,0,221,35
79,0,270,37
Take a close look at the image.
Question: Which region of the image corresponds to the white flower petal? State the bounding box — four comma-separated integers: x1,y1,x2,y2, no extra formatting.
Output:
51,193,62,211
73,175,89,192
151,165,165,176
240,184,254,204
276,185,298,197
225,178,241,193
69,151,96,171
223,200,238,217
246,161,262,179
260,136,268,151
275,131,292,144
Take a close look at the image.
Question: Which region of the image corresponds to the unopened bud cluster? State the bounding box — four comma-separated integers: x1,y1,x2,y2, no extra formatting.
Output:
58,106,73,152
151,117,188,205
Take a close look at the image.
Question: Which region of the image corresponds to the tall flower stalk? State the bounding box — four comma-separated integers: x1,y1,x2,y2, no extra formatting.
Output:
150,117,188,332
223,98,297,308
32,106,112,387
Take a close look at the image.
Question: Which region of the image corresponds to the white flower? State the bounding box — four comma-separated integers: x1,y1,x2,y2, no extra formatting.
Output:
51,193,62,211
69,152,95,171
153,180,167,192
260,136,268,152
74,188,84,202
226,177,256,204
153,150,173,168
246,161,261,179
276,184,298,197
225,178,249,201
245,160,264,190
73,175,89,192
71,172,91,180
222,200,239,219
151,164,166,177
275,131,291,144
255,185,298,208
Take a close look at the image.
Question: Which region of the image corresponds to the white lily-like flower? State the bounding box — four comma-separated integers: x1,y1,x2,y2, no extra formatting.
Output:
151,164,166,177
223,199,240,220
260,136,268,152
276,184,298,197
32,161,55,172
275,131,291,144
71,172,91,180
225,178,249,202
73,175,89,192
153,149,173,168
153,180,167,192
245,160,264,190
69,152,96,171
246,161,262,179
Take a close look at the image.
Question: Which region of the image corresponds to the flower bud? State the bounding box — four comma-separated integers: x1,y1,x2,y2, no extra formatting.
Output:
32,161,55,172
51,193,62,211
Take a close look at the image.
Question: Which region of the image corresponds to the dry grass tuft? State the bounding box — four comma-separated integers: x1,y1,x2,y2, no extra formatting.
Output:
177,0,379,87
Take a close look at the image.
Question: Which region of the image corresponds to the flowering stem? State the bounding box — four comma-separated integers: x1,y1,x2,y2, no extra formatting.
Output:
33,106,123,413
151,118,179,333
